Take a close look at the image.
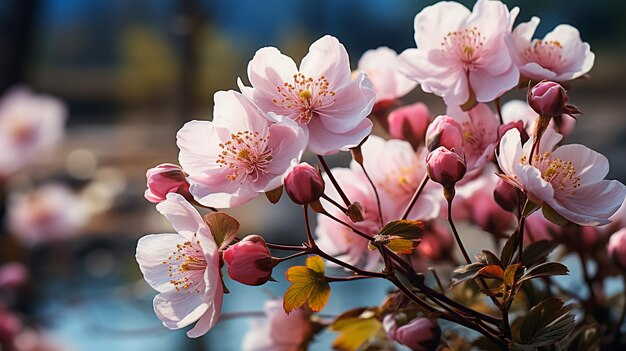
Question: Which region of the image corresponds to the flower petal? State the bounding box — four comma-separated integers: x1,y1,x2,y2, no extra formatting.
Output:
136,234,186,292
156,193,207,241
551,144,609,184
306,117,372,155
299,35,351,88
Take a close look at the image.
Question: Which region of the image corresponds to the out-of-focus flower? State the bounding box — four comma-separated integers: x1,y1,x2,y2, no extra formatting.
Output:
457,170,515,235
359,136,440,219
144,163,191,203
497,128,626,226
315,168,387,270
426,147,467,188
284,162,325,205
527,81,567,117
387,102,431,145
0,262,28,290
223,235,274,286
382,314,399,341
399,0,519,106
425,115,464,156
608,228,626,269
357,47,417,104
508,18,594,82
238,35,375,155
135,193,222,337
394,317,441,351
524,211,558,242
7,184,88,246
0,305,21,345
177,90,306,208
12,329,71,351
0,87,66,176
447,103,499,171
241,299,313,351
416,222,453,261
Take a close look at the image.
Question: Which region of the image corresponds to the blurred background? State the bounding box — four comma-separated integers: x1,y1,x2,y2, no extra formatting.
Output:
0,0,624,350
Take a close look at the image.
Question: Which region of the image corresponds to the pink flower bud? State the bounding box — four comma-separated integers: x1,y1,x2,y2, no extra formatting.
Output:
388,102,431,144
144,163,191,203
0,263,28,290
284,163,325,205
528,81,567,117
395,317,441,351
494,178,518,212
425,115,464,156
608,228,626,269
223,235,274,286
426,147,466,188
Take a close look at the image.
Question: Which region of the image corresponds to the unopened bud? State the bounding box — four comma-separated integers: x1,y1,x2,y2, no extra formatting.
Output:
494,178,518,212
395,317,441,351
425,115,464,156
388,102,431,147
608,228,626,270
284,163,325,205
223,235,274,286
528,81,567,118
145,163,191,203
426,147,466,188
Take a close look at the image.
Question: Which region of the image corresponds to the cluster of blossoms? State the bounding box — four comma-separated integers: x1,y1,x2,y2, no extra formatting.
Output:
137,1,626,350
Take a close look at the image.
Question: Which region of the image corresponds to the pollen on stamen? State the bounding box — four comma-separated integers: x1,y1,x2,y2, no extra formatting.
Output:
274,72,336,124
163,240,207,294
216,130,273,183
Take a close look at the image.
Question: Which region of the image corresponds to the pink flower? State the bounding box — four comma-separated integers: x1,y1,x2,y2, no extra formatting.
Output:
238,35,375,155
0,262,28,290
0,87,66,176
135,193,223,337
497,128,626,226
0,305,21,344
241,299,312,351
145,163,191,203
493,177,518,212
425,115,464,156
447,103,499,171
508,17,594,82
223,235,274,286
395,317,441,351
284,162,325,205
426,147,467,188
8,184,88,246
387,102,431,144
608,228,626,269
398,0,519,106
358,136,440,219
416,222,453,261
357,47,417,103
524,211,557,242
177,90,306,208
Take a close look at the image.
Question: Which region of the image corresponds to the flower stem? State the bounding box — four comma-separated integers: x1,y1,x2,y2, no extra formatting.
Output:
356,161,384,228
402,175,429,220
318,155,351,207
446,197,472,264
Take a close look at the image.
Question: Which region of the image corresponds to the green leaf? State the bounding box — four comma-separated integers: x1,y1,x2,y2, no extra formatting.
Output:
477,250,502,267
509,343,536,351
347,202,365,223
385,238,419,254
283,255,330,313
500,231,520,267
203,212,240,249
265,185,283,204
476,265,505,280
522,240,558,268
376,219,425,240
330,317,382,351
519,262,569,284
504,263,522,287
542,204,568,225
518,297,575,346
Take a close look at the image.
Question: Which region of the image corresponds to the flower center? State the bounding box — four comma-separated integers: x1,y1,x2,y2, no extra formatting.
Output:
273,73,336,124
163,236,207,293
379,165,422,199
522,40,566,71
521,152,581,195
217,131,273,183
441,27,485,71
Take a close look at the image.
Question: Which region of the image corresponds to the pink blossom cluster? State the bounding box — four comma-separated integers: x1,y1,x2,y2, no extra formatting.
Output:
135,0,626,349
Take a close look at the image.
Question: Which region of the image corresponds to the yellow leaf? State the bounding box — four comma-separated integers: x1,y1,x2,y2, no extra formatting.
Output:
283,255,330,314
330,317,382,351
385,238,418,254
